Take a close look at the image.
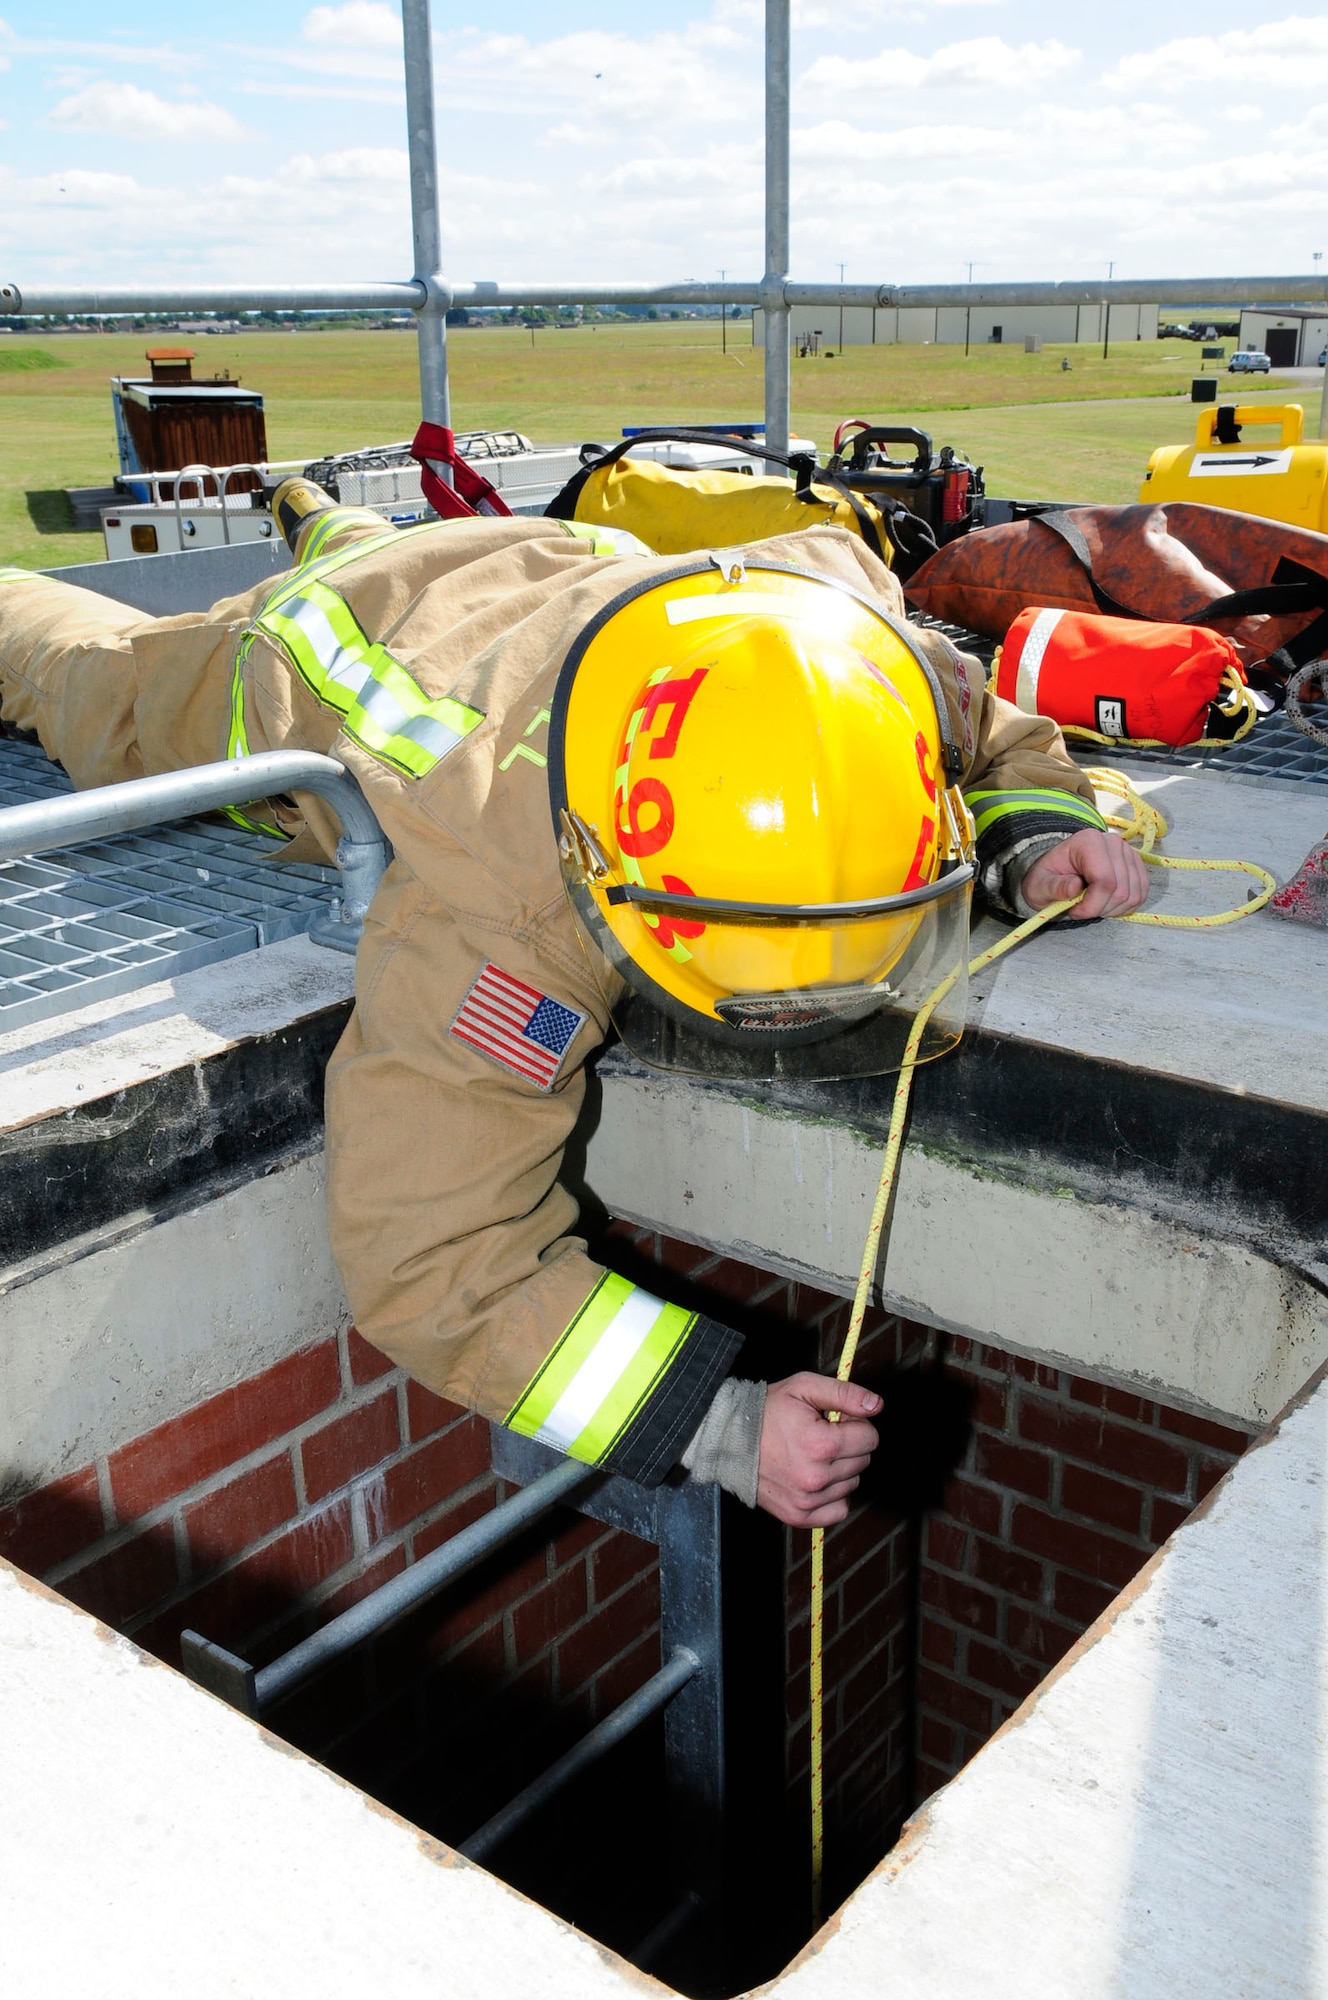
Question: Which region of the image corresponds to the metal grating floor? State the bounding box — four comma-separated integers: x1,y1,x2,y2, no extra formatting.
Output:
909,613,1328,791
0,737,338,1032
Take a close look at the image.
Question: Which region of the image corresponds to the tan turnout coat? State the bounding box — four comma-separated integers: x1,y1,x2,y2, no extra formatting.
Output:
0,514,1100,1476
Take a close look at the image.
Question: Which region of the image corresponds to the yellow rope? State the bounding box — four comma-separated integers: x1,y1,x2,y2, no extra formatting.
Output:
807,766,1275,1924
1086,767,1278,927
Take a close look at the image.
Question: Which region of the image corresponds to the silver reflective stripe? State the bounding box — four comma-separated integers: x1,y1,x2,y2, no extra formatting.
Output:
285,596,368,695
286,596,468,757
531,1287,666,1452
1015,607,1065,714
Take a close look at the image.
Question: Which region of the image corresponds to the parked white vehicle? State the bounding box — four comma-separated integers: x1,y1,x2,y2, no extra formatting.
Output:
1228,350,1272,374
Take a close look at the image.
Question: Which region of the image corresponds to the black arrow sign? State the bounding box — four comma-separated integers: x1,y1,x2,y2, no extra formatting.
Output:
1196,454,1282,469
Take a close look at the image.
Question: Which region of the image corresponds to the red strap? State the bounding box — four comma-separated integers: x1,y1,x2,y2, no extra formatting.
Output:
410,422,514,521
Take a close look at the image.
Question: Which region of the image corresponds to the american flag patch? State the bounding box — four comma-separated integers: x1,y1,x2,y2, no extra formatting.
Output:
450,962,586,1090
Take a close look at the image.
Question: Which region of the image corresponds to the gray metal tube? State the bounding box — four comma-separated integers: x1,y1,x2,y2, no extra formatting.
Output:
401,0,451,433
762,0,791,459
9,274,1328,319
451,279,762,310
459,1647,699,1863
0,751,389,954
0,751,381,859
255,1455,593,1710
866,275,1328,310
0,283,423,317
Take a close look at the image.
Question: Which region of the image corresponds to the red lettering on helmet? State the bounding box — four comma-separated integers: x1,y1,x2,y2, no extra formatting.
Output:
901,817,936,892
616,776,675,857
641,668,708,760
861,656,908,712
914,731,937,803
645,873,707,950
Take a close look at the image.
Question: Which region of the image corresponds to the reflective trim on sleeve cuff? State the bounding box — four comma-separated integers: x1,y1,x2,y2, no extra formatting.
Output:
505,1272,697,1465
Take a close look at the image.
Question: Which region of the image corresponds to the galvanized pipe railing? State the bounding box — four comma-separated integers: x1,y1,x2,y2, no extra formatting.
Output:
11,274,1326,318
181,1455,593,1717
402,0,450,439
0,751,390,954
762,0,791,461
459,1646,699,1863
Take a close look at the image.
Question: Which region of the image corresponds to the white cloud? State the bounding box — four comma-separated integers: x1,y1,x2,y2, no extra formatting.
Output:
717,0,1004,19
432,24,752,126
795,116,1010,163
241,82,401,106
49,81,247,142
802,37,1079,95
302,3,400,48
1106,17,1328,94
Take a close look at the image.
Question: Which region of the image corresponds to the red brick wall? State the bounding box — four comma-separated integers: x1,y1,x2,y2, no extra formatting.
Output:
605,1225,1256,1917
0,1322,662,1858
915,1334,1252,1798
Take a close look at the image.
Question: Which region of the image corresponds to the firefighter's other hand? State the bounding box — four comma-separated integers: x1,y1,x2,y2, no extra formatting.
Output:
1021,828,1149,920
756,1374,883,1527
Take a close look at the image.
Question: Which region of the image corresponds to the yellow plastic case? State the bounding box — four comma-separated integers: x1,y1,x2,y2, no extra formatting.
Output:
1140,404,1328,530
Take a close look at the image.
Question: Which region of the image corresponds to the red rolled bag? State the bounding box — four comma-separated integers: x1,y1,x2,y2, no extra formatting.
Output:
905,502,1328,681
993,607,1258,747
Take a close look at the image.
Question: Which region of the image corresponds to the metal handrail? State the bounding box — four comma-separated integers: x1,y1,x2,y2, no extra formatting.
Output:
0,750,390,954
180,1455,595,1717
459,1646,699,1863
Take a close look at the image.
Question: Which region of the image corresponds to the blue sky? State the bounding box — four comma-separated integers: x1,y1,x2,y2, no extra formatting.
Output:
1,3,1326,291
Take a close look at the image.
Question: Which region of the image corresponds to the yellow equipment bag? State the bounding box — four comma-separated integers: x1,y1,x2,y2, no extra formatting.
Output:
1141,404,1328,533
545,428,938,574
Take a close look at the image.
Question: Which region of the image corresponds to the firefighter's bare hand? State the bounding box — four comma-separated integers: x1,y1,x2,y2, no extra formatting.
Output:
757,1374,883,1527
1020,829,1149,920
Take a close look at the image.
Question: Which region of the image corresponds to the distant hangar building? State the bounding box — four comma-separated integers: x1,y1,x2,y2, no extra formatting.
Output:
1236,305,1328,367
752,300,1157,349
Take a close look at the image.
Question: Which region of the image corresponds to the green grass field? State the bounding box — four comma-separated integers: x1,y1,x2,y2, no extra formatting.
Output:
1,322,1318,570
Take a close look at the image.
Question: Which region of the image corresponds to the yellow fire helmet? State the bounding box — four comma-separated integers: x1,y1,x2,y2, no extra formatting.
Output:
549,556,977,1083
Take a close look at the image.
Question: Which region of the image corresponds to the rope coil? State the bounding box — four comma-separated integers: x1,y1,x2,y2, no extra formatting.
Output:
807,768,1275,1923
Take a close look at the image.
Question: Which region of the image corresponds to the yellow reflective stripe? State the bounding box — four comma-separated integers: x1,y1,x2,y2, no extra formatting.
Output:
222,638,288,839
298,507,361,567
965,789,1106,839
254,575,483,780
0,566,38,583
506,1273,696,1463
560,519,653,559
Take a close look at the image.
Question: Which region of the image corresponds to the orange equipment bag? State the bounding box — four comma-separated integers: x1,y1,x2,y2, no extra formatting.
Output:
993,607,1261,748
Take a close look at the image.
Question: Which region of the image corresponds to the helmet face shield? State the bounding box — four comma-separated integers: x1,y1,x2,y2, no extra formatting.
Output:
549,557,975,1082
559,831,972,1080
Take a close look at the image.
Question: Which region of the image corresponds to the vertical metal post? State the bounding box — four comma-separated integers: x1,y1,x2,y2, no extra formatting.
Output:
401,0,451,439
762,0,791,460
489,1425,726,1973
1319,337,1328,440
656,1473,725,1960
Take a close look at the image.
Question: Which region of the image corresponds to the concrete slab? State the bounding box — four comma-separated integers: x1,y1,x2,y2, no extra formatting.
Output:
969,768,1328,1111
0,932,353,1135
581,1067,1328,1427
775,1361,1328,2000
0,1563,657,2000
0,1149,348,1497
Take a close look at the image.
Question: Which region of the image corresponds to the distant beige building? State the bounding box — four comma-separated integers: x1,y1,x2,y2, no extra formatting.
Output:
1237,305,1328,367
752,301,1157,349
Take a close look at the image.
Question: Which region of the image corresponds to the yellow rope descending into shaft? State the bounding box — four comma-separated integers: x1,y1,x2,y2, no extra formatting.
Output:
808,766,1275,1926
806,895,1073,1925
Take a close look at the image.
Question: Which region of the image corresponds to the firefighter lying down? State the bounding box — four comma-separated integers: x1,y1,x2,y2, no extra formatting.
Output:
0,486,1147,1526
